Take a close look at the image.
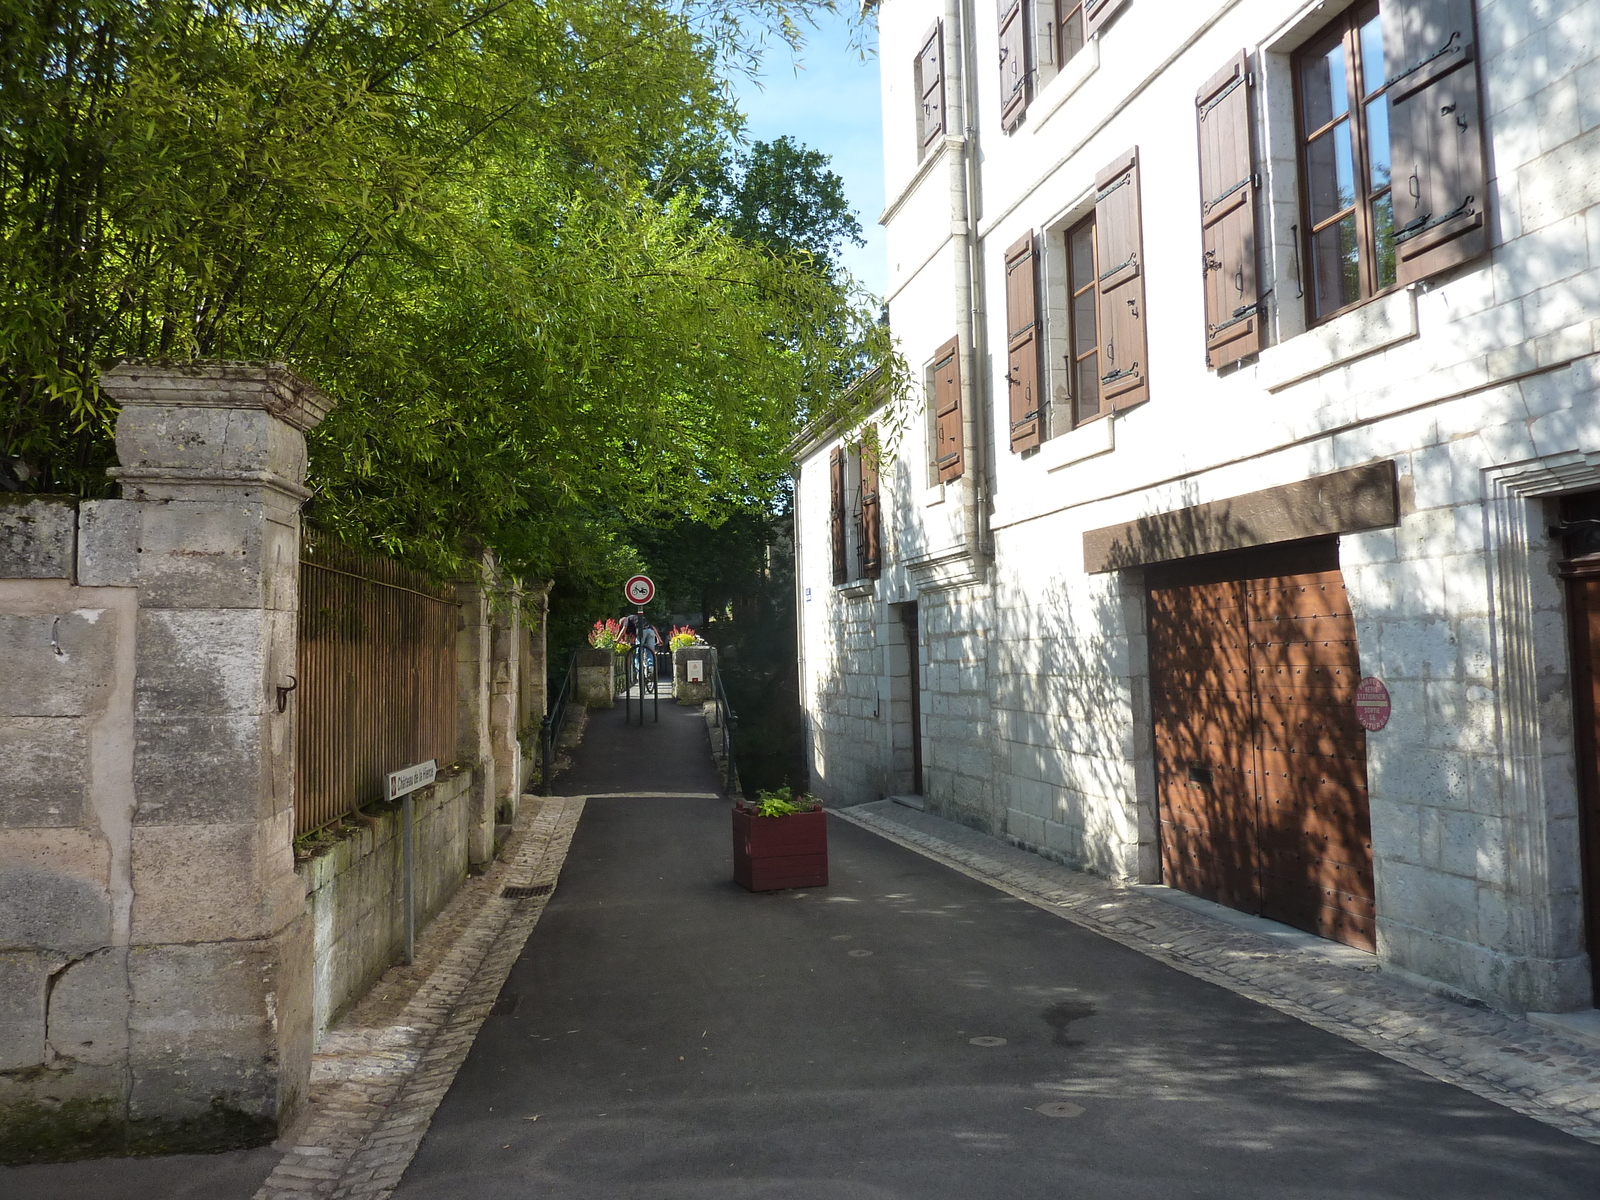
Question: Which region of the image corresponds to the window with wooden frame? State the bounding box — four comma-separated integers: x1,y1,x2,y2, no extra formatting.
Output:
1295,2,1393,322
1065,215,1101,425
915,23,945,158
998,0,1030,132
929,337,964,484
1054,0,1086,69
857,433,882,578
829,446,847,585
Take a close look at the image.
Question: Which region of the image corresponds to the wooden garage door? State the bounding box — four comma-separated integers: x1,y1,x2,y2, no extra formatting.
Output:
1148,540,1375,951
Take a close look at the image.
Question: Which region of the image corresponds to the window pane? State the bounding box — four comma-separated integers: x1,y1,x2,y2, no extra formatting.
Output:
1073,290,1097,356
1359,14,1385,94
1076,353,1100,421
1060,4,1084,64
1365,95,1390,188
1312,215,1361,315
1372,191,1397,289
1069,223,1095,292
1307,121,1356,222
1300,39,1349,130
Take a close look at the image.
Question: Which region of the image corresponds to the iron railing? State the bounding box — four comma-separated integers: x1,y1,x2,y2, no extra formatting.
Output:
711,654,739,796
295,538,459,835
539,649,577,796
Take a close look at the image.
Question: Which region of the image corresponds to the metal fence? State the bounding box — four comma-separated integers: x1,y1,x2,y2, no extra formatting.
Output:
295,536,460,835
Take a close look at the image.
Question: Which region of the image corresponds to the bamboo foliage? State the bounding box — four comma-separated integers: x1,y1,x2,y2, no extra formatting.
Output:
0,0,907,587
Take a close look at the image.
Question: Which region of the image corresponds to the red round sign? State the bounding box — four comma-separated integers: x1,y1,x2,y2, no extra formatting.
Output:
1354,677,1391,731
624,574,655,606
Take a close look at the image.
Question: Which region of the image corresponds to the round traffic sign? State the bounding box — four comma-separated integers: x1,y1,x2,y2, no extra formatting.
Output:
1354,677,1391,731
624,574,655,605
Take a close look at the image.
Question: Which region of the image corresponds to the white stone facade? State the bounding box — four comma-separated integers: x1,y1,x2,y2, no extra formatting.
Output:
794,0,1600,1014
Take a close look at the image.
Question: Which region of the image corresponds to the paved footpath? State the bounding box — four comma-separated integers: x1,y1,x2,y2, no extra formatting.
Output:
11,696,1600,1198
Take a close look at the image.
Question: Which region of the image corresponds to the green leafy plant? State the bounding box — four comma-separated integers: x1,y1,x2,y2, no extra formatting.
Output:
747,786,819,817
669,625,699,651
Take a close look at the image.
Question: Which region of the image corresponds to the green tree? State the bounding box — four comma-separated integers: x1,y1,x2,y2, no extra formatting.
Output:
0,0,905,592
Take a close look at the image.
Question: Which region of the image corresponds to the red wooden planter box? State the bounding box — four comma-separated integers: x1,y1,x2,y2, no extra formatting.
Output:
732,807,828,892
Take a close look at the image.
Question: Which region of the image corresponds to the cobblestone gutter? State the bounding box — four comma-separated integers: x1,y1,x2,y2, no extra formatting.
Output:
835,801,1600,1145
253,795,586,1200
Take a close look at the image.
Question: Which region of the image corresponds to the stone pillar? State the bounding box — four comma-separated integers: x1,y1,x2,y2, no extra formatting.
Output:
0,361,328,1158
488,573,523,831
455,558,495,867
674,645,715,706
575,648,615,707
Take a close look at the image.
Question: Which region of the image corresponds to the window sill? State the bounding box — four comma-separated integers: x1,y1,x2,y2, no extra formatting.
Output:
880,135,960,227
1036,412,1115,473
838,578,877,599
1028,39,1099,136
923,482,949,507
1257,285,1419,392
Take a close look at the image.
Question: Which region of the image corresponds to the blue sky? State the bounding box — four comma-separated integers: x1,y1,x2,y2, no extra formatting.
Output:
726,9,888,298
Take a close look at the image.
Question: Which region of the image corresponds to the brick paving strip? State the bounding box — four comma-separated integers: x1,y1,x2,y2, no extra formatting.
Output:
834,801,1600,1144
254,795,587,1200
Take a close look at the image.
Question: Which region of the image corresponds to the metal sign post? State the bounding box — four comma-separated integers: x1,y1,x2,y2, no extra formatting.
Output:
621,576,658,725
385,759,437,965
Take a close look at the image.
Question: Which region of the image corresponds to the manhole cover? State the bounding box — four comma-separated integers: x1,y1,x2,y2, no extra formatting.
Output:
968,1036,1007,1047
1035,1101,1085,1119
847,949,873,958
502,884,552,899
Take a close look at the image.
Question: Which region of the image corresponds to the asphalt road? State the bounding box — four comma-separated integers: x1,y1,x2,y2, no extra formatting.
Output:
392,704,1600,1199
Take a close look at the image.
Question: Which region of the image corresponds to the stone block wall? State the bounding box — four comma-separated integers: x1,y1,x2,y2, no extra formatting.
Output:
299,768,474,1039
0,361,539,1162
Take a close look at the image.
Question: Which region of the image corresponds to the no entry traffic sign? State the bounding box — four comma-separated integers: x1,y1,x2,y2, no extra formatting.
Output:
624,574,655,606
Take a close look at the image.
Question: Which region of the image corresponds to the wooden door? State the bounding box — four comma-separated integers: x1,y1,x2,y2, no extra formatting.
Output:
1558,492,1600,1003
1148,540,1375,951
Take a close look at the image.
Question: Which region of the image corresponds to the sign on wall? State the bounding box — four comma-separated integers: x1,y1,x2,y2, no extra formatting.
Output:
687,660,704,682
1354,678,1391,732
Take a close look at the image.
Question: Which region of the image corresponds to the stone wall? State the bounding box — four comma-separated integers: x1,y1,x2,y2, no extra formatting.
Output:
299,768,474,1040
0,361,540,1162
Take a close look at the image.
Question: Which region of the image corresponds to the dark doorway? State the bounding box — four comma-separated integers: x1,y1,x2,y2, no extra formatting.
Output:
902,603,924,796
1558,491,1600,1004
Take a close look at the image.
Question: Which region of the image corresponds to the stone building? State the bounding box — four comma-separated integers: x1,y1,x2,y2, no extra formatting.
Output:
794,0,1600,1017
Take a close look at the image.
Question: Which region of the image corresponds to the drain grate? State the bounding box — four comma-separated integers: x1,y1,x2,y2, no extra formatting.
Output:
501,883,552,899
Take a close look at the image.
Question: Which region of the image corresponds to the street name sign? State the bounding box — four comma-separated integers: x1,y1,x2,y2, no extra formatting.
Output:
386,759,438,801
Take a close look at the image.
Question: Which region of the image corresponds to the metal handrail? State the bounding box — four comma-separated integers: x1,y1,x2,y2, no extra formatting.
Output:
710,655,738,796
539,649,578,796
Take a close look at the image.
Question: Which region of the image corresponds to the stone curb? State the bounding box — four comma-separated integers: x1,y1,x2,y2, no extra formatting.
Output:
253,796,586,1200
834,801,1600,1145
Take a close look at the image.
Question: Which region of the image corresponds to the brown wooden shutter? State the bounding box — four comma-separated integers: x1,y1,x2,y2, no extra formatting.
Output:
1005,232,1043,453
829,446,847,584
1083,0,1130,40
998,0,1029,132
1384,0,1488,283
932,336,964,483
860,430,882,578
1196,52,1261,370
1094,149,1150,411
918,23,945,153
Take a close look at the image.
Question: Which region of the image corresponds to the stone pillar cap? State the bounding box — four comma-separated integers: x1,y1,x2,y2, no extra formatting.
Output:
100,360,334,432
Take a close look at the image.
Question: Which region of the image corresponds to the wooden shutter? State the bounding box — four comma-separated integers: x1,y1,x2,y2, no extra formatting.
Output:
1094,149,1150,411
918,23,945,153
860,430,882,578
829,446,847,584
1083,0,1130,40
1005,232,1043,453
932,336,964,483
1384,0,1488,284
998,0,1029,132
1196,52,1261,370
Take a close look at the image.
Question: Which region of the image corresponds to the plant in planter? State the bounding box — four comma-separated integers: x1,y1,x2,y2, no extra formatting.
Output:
732,787,827,892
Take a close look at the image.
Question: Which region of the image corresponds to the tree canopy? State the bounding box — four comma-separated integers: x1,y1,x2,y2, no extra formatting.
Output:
0,0,903,591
